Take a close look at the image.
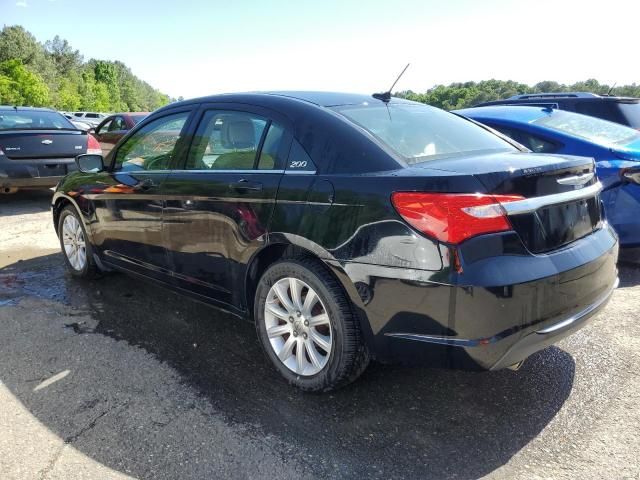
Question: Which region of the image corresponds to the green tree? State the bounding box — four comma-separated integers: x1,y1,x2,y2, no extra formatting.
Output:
0,25,172,112
44,35,82,76
0,59,49,106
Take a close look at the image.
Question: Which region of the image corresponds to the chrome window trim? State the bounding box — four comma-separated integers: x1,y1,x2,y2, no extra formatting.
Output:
168,169,286,174
284,169,317,175
122,168,314,174
502,181,602,216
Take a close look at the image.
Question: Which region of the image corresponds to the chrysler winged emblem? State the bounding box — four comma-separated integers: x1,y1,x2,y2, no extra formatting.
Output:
41,139,53,145
556,172,594,187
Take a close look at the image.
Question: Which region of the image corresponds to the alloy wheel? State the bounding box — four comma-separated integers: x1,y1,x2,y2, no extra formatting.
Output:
62,215,87,271
264,277,333,376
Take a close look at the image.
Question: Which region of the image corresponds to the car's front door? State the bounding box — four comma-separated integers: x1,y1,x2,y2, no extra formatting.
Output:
161,105,291,309
95,115,128,156
90,109,194,281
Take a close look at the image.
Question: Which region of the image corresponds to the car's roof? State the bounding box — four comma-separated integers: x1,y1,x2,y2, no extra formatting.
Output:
264,91,415,107
455,105,552,123
477,92,639,107
0,106,56,112
109,112,149,117
159,91,417,111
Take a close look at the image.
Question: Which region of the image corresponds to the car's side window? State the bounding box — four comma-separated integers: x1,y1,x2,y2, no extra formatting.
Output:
492,126,559,154
520,133,559,153
113,112,189,172
109,116,125,132
96,120,112,135
257,123,285,170
186,110,285,171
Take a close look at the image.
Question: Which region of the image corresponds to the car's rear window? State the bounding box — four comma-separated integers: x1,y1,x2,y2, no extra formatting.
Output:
0,110,75,130
334,103,515,164
534,109,640,145
617,102,640,129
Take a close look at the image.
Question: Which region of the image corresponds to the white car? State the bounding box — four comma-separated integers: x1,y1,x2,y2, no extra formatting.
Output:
72,112,108,127
59,112,92,131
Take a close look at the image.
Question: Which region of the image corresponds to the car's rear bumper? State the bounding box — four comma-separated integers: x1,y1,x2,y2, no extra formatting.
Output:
334,224,619,369
489,276,618,370
0,157,76,189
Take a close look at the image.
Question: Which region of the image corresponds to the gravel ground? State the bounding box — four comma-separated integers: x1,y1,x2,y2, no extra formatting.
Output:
0,190,639,480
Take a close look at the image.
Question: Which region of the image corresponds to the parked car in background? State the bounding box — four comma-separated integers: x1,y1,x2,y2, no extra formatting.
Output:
0,106,102,193
72,111,107,127
474,92,640,130
456,106,640,251
59,112,93,131
70,120,92,131
92,112,148,156
52,92,618,391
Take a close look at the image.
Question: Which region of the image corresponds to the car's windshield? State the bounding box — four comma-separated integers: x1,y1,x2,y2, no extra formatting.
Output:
131,114,147,124
617,102,640,129
0,110,75,130
534,109,640,145
334,103,516,164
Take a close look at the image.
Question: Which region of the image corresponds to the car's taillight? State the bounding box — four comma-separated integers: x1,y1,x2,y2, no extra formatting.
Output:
391,192,524,244
86,134,102,155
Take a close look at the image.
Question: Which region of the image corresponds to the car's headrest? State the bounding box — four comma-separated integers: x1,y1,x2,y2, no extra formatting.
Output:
222,118,255,150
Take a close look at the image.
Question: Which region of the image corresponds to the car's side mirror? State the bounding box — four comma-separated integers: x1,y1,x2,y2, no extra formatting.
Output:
88,128,96,134
76,154,104,173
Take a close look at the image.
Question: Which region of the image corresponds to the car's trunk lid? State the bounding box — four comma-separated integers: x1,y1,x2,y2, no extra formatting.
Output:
416,152,601,253
0,129,86,159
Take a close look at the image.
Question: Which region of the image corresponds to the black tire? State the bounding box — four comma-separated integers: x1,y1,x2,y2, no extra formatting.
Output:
57,205,100,279
254,257,369,392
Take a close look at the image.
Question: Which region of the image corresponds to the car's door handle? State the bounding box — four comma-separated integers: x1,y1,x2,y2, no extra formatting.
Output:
133,178,157,191
229,179,263,192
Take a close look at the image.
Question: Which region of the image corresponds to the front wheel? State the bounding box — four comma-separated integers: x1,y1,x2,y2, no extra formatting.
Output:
255,258,369,392
57,205,100,278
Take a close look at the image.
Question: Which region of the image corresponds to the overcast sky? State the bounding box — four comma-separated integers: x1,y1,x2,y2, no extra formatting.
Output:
2,0,639,99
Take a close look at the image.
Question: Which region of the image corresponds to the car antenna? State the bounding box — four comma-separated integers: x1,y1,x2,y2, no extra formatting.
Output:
372,63,410,103
607,83,617,96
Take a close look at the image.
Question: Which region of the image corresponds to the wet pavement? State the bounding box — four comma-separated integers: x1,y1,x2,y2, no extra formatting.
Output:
1,191,640,479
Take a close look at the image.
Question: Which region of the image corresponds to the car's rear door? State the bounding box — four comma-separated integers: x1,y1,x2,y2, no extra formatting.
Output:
161,103,292,309
90,108,195,281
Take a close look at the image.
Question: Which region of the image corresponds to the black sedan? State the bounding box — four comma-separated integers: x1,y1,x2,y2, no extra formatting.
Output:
0,106,102,193
51,92,619,391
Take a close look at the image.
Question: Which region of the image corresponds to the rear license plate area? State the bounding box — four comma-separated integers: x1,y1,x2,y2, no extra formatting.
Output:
37,163,67,177
510,197,601,253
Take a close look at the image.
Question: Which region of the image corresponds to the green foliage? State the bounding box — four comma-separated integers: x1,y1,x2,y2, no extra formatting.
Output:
0,59,49,106
397,79,640,110
0,25,171,111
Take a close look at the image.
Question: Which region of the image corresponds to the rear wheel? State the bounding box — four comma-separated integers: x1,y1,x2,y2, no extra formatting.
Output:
57,205,100,278
255,258,369,392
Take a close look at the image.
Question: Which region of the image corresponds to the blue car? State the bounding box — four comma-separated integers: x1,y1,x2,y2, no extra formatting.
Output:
455,106,640,250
